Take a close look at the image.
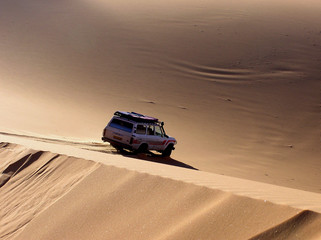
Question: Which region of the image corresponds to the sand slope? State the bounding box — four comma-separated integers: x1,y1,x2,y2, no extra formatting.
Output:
1,143,321,240
0,143,99,239
0,0,320,193
0,0,320,238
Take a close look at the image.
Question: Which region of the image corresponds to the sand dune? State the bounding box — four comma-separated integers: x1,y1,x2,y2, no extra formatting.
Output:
0,0,320,238
0,144,98,239
1,143,321,240
0,0,320,193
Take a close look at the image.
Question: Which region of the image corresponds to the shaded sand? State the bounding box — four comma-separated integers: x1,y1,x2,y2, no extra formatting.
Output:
1,142,321,239
0,143,99,239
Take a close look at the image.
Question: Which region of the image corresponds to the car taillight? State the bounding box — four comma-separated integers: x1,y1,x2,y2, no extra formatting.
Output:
130,136,141,144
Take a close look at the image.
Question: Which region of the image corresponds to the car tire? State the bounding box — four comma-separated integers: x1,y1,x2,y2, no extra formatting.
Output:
111,144,123,152
162,144,173,157
135,143,148,154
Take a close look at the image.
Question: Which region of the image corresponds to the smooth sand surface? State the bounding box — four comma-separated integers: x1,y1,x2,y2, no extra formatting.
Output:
0,0,320,238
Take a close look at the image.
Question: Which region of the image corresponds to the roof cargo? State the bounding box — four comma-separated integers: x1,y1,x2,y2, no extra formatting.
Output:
114,111,159,123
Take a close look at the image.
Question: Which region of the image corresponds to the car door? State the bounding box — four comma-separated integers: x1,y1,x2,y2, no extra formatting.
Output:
146,125,165,150
133,124,147,147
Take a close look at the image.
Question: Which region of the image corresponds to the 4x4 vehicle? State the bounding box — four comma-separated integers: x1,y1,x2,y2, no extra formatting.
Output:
102,111,177,157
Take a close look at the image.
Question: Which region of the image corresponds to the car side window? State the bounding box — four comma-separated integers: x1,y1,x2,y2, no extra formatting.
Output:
155,126,163,137
147,125,154,135
136,125,146,135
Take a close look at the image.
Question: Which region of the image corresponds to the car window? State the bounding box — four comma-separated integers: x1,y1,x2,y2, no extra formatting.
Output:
155,125,163,137
147,125,154,135
136,125,146,135
109,118,133,133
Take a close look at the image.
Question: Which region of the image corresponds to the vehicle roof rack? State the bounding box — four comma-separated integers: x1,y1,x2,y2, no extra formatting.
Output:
114,111,159,123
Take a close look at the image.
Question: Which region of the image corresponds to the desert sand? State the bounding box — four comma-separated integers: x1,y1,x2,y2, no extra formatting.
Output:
0,0,320,239
1,142,321,240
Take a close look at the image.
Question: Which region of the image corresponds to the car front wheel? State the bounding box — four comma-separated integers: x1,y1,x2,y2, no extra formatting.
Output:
162,145,173,157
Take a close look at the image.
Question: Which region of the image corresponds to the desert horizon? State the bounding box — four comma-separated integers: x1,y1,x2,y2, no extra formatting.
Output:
0,0,320,239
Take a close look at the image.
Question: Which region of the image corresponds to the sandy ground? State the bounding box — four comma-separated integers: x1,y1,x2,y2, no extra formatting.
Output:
1,142,321,240
0,0,320,193
0,0,320,238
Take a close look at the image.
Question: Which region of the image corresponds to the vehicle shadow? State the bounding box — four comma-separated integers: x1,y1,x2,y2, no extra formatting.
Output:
117,149,198,170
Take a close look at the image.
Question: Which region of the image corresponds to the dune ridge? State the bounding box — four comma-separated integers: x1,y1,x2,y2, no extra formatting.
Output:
1,133,321,213
1,143,321,240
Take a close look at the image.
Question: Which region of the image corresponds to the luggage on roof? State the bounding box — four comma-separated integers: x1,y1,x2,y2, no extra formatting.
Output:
114,111,159,123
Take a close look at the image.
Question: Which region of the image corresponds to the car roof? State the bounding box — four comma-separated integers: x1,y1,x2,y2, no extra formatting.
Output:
114,111,159,123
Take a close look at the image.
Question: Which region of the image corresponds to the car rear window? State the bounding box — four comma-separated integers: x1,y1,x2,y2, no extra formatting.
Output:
109,118,133,133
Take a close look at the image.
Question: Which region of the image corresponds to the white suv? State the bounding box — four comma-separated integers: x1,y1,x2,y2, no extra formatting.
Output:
102,111,177,157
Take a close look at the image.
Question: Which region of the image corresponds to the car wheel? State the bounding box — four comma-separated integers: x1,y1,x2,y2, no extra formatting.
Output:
111,144,123,152
135,143,148,154
162,145,173,157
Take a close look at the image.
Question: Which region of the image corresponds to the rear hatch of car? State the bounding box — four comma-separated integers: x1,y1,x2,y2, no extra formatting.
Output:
105,118,134,145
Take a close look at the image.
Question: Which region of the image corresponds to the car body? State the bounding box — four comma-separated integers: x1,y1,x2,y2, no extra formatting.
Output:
102,111,177,156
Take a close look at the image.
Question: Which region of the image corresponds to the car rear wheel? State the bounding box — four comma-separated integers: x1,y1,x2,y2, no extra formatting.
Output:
111,143,123,152
135,143,148,154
